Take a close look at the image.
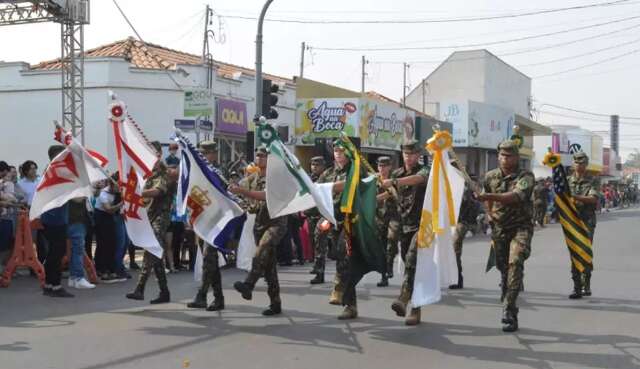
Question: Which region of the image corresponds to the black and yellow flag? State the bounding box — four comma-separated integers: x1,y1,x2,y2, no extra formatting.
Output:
544,152,593,272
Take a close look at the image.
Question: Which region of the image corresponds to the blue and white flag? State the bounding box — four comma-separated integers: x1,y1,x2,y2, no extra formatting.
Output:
175,133,246,252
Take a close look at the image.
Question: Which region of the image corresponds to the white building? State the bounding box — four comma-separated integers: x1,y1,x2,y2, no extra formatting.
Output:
0,37,296,170
532,125,604,179
405,49,550,176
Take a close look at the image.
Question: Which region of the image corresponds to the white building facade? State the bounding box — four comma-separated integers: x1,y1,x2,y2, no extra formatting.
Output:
404,50,548,176
0,38,297,170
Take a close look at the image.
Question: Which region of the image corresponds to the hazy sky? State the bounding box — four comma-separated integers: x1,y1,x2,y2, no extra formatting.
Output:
3,0,640,157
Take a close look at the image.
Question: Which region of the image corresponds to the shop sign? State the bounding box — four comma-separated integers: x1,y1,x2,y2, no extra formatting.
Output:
441,101,469,147
359,99,415,150
295,98,359,144
466,101,512,149
216,98,247,135
184,89,214,117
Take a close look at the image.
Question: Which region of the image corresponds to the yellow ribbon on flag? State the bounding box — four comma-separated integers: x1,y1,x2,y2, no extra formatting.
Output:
417,130,456,248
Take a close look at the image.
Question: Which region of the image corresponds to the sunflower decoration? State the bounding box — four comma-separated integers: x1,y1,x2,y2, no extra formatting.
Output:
426,128,453,153
543,148,562,168
510,125,524,149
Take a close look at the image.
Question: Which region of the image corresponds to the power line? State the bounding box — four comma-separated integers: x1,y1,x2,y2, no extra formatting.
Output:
533,47,640,78
520,36,640,67
368,21,640,64
537,103,640,120
111,0,183,90
309,15,640,51
219,0,632,24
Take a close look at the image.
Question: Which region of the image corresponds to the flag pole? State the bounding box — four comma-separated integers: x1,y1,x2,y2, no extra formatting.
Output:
52,121,118,187
339,132,398,199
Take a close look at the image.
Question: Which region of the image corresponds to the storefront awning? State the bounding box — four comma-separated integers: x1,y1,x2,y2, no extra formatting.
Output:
515,114,552,136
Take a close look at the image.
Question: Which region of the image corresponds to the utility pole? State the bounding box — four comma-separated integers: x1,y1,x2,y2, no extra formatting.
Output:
402,62,409,107
201,4,214,143
421,78,426,113
299,41,305,78
361,55,368,93
611,114,620,170
255,0,274,118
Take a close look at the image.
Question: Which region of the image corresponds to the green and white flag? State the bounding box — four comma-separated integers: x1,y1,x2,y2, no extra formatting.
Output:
257,123,336,224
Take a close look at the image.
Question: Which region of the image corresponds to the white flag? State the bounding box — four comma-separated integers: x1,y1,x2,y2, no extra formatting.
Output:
109,97,163,258
412,134,465,307
29,138,109,220
265,139,336,224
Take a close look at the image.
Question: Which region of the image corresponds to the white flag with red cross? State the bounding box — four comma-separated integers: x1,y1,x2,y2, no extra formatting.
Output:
29,125,110,220
109,96,163,258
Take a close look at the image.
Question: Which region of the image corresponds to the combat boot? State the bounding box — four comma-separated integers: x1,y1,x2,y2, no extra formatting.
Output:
449,273,463,290
338,305,358,320
502,308,519,332
377,275,389,287
187,290,207,309
262,303,282,316
391,289,410,317
582,273,592,296
125,285,144,301
391,300,407,317
569,277,582,299
310,273,324,285
405,307,421,326
234,281,253,300
206,296,225,311
329,289,343,305
449,253,464,289
150,289,170,304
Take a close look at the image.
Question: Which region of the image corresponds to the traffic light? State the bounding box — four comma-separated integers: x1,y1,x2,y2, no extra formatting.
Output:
261,79,279,120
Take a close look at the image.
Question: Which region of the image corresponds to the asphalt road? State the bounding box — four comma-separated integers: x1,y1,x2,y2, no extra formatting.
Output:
2,208,640,369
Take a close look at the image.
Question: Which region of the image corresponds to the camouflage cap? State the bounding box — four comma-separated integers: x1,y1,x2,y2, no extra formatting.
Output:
198,140,217,153
377,156,392,166
310,156,326,165
255,144,270,155
573,151,589,165
497,139,520,154
150,141,162,155
332,138,346,151
401,139,421,153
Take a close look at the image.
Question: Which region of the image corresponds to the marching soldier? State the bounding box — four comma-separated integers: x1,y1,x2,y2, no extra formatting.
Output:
374,156,398,288
229,145,288,316
186,140,225,311
126,141,175,304
306,156,327,283
532,179,549,228
381,140,429,326
567,152,600,299
476,139,535,332
450,183,480,290
311,144,352,295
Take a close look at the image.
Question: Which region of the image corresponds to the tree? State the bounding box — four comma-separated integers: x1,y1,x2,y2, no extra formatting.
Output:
624,149,640,169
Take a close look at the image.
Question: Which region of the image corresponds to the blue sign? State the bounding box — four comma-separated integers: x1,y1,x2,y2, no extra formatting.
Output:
174,119,213,132
174,119,195,130
198,120,213,132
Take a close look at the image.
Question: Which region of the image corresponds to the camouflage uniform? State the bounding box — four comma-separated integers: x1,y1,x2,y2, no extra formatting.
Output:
304,156,325,275
313,163,349,280
188,142,225,309
393,163,429,305
532,181,549,227
134,162,174,296
451,187,480,287
483,164,535,314
240,172,288,308
567,152,600,296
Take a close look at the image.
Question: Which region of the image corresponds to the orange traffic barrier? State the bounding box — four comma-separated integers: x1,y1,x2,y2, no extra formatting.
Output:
0,210,45,288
